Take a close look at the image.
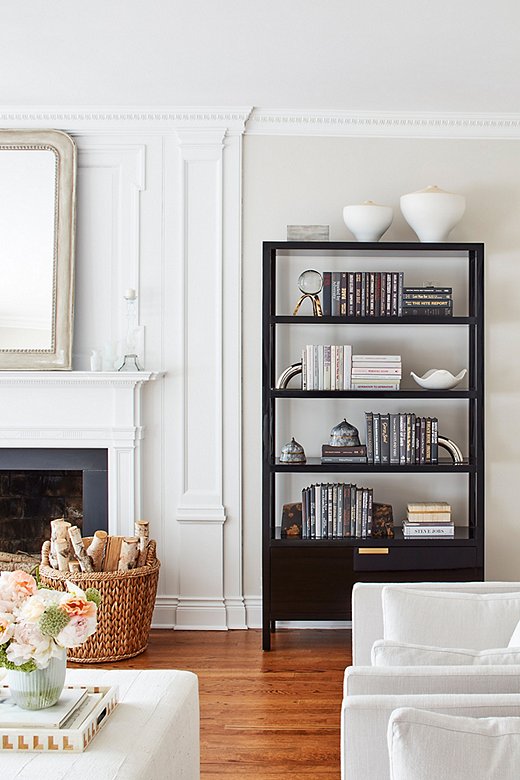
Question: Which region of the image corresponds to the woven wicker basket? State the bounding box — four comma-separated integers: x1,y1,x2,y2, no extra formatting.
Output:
39,538,160,663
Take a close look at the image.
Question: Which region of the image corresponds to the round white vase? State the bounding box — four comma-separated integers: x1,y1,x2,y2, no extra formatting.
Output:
7,649,67,710
400,185,466,242
342,201,393,242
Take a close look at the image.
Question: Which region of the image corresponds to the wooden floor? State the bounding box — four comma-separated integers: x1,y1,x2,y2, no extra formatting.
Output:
72,628,352,779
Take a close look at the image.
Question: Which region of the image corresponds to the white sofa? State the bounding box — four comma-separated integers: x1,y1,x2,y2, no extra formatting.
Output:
341,581,520,780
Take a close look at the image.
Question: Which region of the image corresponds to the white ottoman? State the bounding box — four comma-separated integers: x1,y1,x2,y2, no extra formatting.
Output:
1,669,200,779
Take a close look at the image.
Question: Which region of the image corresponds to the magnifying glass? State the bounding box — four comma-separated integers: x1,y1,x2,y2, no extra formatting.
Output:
293,269,323,316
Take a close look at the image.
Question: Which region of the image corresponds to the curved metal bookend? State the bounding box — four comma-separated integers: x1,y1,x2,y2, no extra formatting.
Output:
293,293,323,317
438,435,464,464
276,362,303,390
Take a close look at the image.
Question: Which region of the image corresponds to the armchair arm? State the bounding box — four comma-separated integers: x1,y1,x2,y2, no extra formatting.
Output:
342,692,520,780
344,664,520,697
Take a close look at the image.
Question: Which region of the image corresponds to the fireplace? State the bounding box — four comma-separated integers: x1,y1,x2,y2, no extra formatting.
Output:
0,371,159,544
0,448,108,555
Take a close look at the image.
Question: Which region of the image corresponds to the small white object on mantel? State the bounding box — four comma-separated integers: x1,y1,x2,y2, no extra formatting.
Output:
0,371,164,539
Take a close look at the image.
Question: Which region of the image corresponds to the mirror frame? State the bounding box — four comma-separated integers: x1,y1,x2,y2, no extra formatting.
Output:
0,129,76,370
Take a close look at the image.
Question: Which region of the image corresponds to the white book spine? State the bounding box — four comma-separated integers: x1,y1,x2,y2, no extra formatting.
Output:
323,345,331,390
343,345,352,389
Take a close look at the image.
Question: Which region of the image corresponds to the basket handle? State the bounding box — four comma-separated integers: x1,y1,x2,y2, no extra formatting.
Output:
145,540,157,565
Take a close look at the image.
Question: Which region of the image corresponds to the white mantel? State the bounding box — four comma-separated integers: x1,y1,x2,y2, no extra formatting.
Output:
0,371,161,538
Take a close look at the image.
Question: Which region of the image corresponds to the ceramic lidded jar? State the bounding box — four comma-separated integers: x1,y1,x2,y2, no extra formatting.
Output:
329,419,361,447
400,185,466,242
342,201,393,242
280,437,306,463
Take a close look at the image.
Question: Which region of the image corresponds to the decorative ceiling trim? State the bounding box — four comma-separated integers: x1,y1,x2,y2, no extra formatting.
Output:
246,109,520,139
1,106,520,139
0,107,253,133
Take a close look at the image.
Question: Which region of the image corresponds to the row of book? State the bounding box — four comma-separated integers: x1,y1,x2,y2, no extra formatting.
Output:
365,411,439,464
302,344,352,390
322,271,404,317
321,272,454,318
402,501,455,537
301,348,402,391
300,482,373,539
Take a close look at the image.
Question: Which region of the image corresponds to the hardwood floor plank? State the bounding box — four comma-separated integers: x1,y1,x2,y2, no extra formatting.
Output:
70,628,351,779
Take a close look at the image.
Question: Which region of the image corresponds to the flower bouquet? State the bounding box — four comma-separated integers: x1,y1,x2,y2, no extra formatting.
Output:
0,570,100,709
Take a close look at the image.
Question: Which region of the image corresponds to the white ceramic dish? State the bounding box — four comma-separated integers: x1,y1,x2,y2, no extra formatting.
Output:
410,368,467,390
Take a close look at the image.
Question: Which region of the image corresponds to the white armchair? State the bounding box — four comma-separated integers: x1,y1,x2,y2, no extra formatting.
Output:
341,581,520,780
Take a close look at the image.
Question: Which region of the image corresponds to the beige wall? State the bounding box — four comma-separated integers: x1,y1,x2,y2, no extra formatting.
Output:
242,134,520,600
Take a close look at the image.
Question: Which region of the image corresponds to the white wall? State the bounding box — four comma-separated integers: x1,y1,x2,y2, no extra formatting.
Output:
243,133,520,604
1,1,520,111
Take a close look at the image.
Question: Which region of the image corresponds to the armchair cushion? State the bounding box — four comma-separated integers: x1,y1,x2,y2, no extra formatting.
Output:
382,586,520,650
387,707,520,780
372,640,520,667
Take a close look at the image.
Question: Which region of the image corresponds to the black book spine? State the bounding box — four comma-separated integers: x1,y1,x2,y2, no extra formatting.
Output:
431,417,438,464
380,413,390,464
340,272,347,316
347,272,355,316
373,413,381,464
355,273,362,316
380,272,387,316
403,306,453,317
322,272,331,316
399,413,407,465
343,484,351,537
331,272,341,316
390,413,399,463
365,411,374,463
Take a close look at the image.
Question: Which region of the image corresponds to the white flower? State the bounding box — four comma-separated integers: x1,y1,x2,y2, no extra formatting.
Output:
56,615,97,648
6,621,59,669
0,612,15,644
17,588,62,624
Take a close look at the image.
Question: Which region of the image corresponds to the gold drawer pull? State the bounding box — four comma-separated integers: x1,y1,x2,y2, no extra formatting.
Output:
358,547,389,555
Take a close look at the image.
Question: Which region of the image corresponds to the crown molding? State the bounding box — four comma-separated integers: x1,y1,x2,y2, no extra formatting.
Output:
246,108,520,138
2,106,519,139
0,106,253,134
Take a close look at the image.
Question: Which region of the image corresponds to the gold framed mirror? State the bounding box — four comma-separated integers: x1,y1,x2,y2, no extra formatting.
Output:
0,129,76,369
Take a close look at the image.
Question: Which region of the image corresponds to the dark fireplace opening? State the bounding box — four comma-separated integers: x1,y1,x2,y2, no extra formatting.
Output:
0,471,83,554
0,449,108,556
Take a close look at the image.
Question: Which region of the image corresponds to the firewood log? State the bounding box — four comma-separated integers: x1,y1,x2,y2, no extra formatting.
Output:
118,537,139,571
68,526,94,572
50,518,72,567
86,530,108,570
135,520,149,567
55,537,71,572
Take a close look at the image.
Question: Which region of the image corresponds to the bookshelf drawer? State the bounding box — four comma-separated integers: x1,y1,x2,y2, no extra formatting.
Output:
354,545,477,572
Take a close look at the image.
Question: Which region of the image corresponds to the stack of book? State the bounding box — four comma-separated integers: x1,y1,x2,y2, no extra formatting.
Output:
351,354,402,391
365,411,439,464
402,501,454,537
301,482,373,538
301,344,352,390
402,286,453,317
322,271,405,317
321,443,367,463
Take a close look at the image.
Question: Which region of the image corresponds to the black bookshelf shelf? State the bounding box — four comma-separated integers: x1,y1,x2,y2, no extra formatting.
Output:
262,241,485,650
272,389,477,399
272,458,474,473
272,315,476,325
